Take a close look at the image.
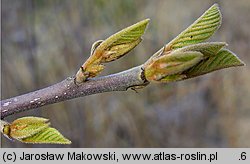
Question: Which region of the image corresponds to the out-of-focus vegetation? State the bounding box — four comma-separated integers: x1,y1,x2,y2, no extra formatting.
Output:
1,0,249,148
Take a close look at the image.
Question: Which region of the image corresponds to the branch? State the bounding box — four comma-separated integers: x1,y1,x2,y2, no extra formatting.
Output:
1,65,147,119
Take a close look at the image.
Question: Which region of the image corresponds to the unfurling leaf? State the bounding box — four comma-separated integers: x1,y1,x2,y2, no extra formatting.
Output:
89,18,149,64
184,49,245,78
1,117,71,144
145,4,222,67
9,117,50,139
20,127,71,144
144,42,226,82
144,42,245,83
165,4,221,51
143,4,245,83
101,38,142,62
75,19,150,84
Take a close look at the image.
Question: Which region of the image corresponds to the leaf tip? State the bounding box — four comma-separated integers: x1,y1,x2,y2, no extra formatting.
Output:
221,49,245,67
211,3,222,23
233,56,246,67
211,3,219,8
137,18,150,34
209,3,220,13
63,139,72,145
144,18,150,24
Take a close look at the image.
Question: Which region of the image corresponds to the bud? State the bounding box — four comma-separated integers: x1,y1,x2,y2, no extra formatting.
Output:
76,19,150,84
144,50,204,82
8,117,50,139
1,117,71,144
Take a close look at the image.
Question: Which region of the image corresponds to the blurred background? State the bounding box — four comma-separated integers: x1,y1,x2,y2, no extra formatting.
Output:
1,0,249,148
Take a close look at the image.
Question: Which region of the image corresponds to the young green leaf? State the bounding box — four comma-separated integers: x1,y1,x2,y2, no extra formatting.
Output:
145,4,222,66
88,18,150,64
9,117,50,139
20,127,71,144
165,4,221,51
75,19,150,84
150,48,245,83
1,116,72,144
143,42,244,83
184,49,245,78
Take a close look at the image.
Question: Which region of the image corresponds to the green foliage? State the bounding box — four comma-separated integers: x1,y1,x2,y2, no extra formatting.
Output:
165,4,221,50
75,19,149,83
9,117,50,139
184,49,245,78
104,19,149,49
1,117,71,144
144,4,244,83
20,127,71,144
76,3,244,85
